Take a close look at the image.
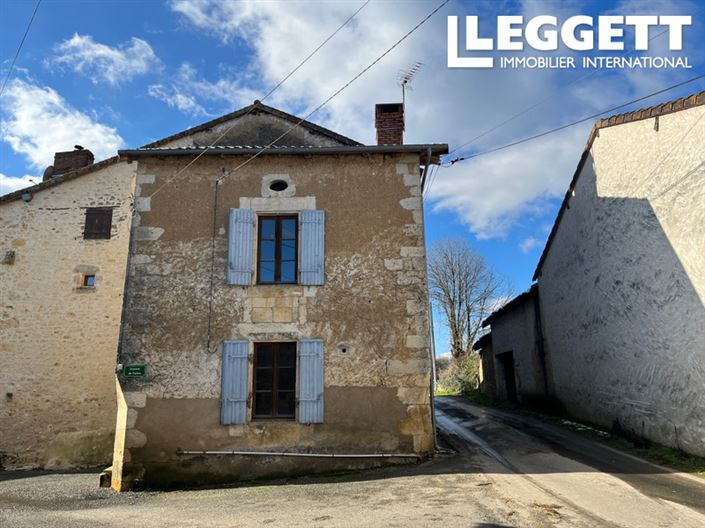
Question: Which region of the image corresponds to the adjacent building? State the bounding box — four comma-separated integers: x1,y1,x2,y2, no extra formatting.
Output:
477,92,705,456
0,152,135,469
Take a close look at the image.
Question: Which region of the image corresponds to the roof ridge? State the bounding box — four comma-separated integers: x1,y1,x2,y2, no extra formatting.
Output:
140,101,363,149
583,90,705,153
0,156,121,204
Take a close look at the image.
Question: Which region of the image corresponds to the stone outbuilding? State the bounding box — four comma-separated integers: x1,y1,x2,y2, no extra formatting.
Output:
110,101,448,489
0,152,135,469
476,92,705,457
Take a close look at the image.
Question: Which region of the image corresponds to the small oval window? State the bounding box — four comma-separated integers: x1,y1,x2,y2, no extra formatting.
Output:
269,180,288,192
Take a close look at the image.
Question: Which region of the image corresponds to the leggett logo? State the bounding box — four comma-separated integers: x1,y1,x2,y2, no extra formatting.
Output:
448,15,692,69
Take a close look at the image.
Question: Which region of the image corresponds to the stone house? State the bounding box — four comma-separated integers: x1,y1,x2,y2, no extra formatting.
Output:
110,101,448,489
0,151,135,469
476,92,705,456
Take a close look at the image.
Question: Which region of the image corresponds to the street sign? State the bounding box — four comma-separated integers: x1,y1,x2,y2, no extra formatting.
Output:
124,364,146,378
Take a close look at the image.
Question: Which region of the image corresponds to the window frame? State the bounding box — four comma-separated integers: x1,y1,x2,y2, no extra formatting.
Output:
256,214,298,285
83,207,113,240
252,342,297,420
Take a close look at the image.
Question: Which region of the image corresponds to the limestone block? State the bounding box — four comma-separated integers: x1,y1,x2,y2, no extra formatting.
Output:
403,174,419,187
397,387,430,405
136,174,155,185
134,226,164,241
406,300,424,315
124,392,147,408
125,429,147,448
251,307,273,323
134,197,151,212
272,307,294,323
384,259,403,271
400,246,424,258
400,197,421,211
406,335,427,348
387,359,430,375
126,408,139,429
395,163,411,175
131,254,153,265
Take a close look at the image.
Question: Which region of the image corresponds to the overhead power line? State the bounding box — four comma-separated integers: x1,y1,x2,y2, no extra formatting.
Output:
147,0,371,199
211,0,451,186
445,72,705,166
148,0,450,198
444,5,705,160
0,0,42,97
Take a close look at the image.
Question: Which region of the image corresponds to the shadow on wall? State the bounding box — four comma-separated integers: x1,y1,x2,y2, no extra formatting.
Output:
541,152,705,456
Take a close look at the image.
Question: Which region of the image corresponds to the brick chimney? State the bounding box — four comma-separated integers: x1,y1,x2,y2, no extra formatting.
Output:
375,103,404,145
47,147,94,180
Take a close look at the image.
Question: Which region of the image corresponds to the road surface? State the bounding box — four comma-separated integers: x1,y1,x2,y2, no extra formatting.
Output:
435,395,705,527
1,397,703,527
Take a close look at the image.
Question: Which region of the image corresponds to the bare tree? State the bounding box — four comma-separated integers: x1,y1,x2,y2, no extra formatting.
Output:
428,239,511,358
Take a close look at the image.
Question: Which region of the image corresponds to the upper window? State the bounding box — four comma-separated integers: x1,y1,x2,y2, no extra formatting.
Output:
84,208,112,240
257,215,297,284
253,342,296,420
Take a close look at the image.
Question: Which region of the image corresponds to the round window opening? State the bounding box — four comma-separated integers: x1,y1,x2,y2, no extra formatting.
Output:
269,180,289,192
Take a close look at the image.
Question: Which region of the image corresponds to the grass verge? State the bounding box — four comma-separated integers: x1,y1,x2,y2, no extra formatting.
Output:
437,389,705,478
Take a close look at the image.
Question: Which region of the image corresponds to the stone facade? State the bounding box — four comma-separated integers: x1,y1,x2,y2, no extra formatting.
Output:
111,147,440,489
108,106,446,489
0,161,135,469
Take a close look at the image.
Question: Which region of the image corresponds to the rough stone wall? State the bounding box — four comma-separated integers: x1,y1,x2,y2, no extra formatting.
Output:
490,300,543,400
0,162,135,469
112,153,433,489
539,106,705,455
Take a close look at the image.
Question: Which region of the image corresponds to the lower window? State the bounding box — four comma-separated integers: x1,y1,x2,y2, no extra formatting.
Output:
253,342,296,419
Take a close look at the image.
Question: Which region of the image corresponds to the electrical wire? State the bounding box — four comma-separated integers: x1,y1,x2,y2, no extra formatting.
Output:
147,0,370,199
444,73,705,166
634,108,705,201
209,0,451,185
444,6,705,159
0,0,42,97
145,0,450,200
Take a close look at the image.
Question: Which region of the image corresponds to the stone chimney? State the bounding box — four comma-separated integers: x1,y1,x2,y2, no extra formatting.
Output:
375,103,404,145
44,147,94,180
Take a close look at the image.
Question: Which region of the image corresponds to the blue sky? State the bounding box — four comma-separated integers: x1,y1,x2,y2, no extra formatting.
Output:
2,0,703,355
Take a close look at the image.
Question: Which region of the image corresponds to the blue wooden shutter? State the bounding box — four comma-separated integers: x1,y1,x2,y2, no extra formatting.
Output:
227,208,254,285
221,340,249,424
299,210,325,285
298,339,324,423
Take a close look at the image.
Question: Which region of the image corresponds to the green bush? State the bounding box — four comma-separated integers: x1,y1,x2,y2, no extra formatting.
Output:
436,352,480,394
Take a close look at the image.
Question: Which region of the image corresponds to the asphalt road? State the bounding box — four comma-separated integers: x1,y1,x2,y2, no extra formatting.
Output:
1,398,704,527
435,395,705,527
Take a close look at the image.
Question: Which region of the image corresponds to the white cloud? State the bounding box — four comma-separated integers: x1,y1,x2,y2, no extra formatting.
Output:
168,0,703,238
0,172,37,196
50,33,160,86
519,236,543,254
170,0,263,43
147,62,259,116
147,83,208,117
0,79,124,169
427,125,590,239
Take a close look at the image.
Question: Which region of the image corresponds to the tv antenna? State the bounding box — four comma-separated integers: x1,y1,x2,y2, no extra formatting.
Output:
397,62,423,107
